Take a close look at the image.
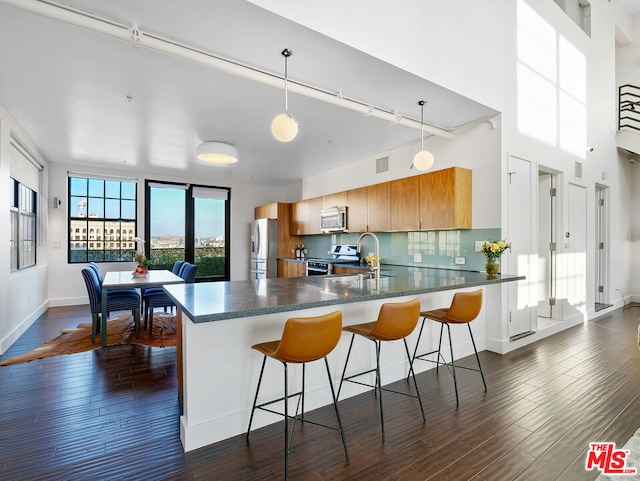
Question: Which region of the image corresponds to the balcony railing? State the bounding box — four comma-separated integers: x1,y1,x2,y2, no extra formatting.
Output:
150,246,226,278
619,84,640,132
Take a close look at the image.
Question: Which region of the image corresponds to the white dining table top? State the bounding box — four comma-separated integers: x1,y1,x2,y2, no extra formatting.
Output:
102,269,185,289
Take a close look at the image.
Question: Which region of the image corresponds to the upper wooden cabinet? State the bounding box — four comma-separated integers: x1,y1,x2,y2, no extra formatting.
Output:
289,197,322,235
254,202,278,220
322,191,347,209
366,182,391,232
346,186,368,232
284,166,472,235
390,176,420,231
419,167,472,229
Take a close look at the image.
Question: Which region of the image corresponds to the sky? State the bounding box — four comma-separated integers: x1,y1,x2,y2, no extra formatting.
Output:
150,187,225,238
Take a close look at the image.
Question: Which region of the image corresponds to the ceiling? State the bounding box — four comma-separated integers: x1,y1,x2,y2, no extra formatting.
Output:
621,0,640,15
0,0,498,186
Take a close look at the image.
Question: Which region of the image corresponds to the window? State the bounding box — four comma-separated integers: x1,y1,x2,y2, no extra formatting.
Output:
10,179,37,270
68,175,137,263
145,180,230,281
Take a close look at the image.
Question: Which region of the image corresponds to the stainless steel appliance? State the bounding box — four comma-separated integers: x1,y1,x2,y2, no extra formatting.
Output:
306,244,359,276
320,206,347,233
250,218,278,279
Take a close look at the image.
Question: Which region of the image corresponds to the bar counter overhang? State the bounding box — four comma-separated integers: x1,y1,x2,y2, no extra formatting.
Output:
163,265,524,452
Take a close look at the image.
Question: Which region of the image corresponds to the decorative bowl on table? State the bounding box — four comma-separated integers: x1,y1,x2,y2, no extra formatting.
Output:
132,269,149,278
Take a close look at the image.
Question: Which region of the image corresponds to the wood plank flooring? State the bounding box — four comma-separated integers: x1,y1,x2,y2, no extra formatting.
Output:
1,304,639,480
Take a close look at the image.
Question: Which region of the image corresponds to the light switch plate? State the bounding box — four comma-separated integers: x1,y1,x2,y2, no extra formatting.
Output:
475,241,484,252
455,257,465,265
413,253,422,263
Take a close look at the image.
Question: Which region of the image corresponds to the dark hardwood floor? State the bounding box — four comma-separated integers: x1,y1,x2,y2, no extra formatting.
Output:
1,304,639,480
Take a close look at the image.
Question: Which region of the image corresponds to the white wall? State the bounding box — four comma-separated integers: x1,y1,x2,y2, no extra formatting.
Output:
47,162,300,306
0,104,50,354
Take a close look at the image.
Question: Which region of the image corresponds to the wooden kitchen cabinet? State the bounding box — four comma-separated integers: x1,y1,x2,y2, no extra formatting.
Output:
366,182,391,232
278,259,307,278
322,191,347,209
346,186,368,232
390,176,420,231
254,202,278,220
289,197,322,235
289,199,308,236
419,167,472,229
332,265,365,275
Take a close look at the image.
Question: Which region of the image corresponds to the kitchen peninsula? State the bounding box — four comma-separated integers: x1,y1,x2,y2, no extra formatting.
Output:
164,265,524,452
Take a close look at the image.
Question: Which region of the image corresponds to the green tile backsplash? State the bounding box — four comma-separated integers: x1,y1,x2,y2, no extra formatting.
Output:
300,228,502,272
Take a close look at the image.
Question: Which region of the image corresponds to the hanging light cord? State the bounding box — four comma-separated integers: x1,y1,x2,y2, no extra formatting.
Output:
282,48,292,114
419,100,426,150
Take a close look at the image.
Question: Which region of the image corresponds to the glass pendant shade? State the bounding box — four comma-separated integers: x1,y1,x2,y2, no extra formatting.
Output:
413,149,435,171
196,142,238,164
271,113,299,142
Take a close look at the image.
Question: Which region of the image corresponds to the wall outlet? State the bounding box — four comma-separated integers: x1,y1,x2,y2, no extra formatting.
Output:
413,253,422,263
455,257,465,265
475,241,484,252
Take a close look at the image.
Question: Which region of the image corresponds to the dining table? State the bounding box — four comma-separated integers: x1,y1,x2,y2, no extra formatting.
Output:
101,269,185,347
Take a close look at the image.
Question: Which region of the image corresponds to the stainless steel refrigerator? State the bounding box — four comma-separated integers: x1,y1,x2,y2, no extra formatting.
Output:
250,218,278,279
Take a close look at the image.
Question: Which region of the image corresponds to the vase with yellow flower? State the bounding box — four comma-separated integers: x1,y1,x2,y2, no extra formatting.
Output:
481,240,511,276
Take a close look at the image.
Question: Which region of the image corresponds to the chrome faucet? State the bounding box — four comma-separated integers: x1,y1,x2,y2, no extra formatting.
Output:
357,232,380,289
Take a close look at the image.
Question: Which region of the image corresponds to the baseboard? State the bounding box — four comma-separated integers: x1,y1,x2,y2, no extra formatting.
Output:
48,297,87,307
0,300,49,355
486,313,585,354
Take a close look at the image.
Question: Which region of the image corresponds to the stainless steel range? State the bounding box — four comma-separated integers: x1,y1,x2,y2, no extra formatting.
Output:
306,244,359,276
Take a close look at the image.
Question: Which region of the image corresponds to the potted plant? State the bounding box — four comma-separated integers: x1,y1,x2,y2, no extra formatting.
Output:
481,239,511,276
133,237,149,276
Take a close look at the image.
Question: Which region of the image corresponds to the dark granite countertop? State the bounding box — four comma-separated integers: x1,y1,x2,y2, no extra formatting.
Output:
163,265,524,324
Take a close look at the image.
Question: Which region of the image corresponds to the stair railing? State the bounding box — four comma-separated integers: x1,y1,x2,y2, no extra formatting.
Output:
619,84,640,132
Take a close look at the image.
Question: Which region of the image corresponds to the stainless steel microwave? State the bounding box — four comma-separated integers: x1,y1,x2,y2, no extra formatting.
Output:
320,206,347,233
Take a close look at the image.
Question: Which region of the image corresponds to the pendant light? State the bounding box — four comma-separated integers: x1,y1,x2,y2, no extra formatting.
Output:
271,48,299,142
412,100,435,171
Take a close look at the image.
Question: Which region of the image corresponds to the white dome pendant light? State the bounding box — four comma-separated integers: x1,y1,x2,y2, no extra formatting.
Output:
412,100,435,171
271,48,299,142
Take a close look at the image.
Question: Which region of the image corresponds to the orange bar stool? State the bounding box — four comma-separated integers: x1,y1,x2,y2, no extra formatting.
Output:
246,311,348,480
338,298,424,442
411,289,486,405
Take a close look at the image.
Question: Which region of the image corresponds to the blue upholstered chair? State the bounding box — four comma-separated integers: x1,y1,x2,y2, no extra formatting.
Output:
143,262,197,334
141,260,185,316
87,262,138,298
81,267,141,344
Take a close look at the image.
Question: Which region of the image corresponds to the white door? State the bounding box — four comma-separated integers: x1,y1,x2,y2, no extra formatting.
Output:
560,183,587,311
507,155,536,338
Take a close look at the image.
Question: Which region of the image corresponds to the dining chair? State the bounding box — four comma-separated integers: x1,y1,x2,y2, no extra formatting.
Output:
81,267,141,343
144,263,197,334
141,260,185,315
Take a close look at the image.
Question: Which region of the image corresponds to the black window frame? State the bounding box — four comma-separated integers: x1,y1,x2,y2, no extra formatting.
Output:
145,180,231,282
10,178,37,271
67,175,138,264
